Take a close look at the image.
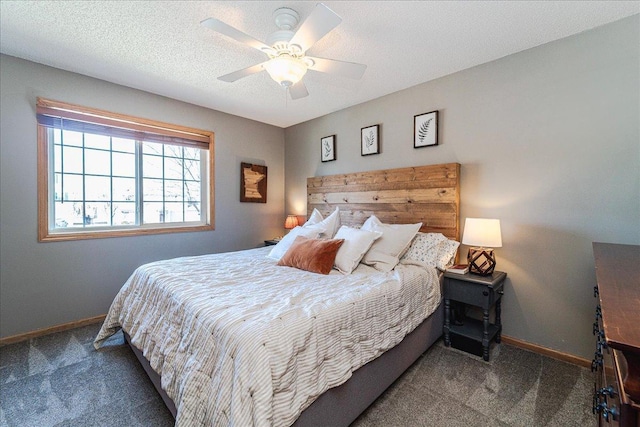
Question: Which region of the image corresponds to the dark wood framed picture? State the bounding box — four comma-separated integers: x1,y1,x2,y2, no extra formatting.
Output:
414,110,438,148
240,162,267,203
321,135,336,162
361,124,380,156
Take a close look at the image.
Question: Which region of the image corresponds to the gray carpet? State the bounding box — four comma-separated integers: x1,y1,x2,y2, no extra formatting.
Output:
0,323,596,426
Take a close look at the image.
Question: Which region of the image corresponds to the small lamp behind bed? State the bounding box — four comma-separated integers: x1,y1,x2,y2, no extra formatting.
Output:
284,214,300,232
462,218,502,276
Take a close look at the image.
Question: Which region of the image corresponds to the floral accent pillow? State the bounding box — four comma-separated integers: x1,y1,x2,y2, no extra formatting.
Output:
400,232,450,269
435,238,461,270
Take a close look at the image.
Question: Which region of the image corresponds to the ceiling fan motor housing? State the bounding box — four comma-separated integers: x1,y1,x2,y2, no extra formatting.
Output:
267,8,303,55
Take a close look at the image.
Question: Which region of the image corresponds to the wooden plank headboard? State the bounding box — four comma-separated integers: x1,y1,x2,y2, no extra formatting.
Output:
307,163,461,241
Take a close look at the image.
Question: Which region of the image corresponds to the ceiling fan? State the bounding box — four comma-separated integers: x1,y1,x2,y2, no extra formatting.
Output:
201,3,367,100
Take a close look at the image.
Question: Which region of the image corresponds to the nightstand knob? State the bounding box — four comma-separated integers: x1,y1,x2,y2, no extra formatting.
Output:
483,290,489,296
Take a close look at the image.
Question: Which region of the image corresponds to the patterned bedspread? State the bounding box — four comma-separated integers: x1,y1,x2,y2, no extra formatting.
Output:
94,247,441,427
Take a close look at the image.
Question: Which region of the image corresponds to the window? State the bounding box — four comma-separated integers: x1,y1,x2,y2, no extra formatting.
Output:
37,98,214,242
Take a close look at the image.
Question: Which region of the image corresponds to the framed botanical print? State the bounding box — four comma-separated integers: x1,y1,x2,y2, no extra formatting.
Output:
361,124,380,156
414,110,438,148
240,162,267,203
321,135,336,162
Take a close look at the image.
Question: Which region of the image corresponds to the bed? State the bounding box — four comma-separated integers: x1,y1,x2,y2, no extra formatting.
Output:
94,163,460,426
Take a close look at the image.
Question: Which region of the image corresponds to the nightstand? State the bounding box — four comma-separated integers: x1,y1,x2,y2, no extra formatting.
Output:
264,239,280,246
443,271,506,361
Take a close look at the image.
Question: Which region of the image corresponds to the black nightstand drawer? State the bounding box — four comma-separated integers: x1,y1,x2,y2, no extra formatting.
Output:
445,274,505,309
446,282,499,308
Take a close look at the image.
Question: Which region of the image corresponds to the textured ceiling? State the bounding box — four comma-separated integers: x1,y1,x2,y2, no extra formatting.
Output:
1,1,638,128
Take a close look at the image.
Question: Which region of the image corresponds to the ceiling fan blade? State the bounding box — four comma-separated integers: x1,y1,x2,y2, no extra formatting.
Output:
201,18,274,54
289,81,309,100
307,56,367,80
218,62,267,83
288,3,342,52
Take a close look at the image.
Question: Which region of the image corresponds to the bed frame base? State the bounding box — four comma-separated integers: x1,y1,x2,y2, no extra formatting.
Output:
124,303,444,427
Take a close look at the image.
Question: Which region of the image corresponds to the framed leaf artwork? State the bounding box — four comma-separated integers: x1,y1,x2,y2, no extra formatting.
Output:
361,124,380,156
414,110,438,148
321,135,336,162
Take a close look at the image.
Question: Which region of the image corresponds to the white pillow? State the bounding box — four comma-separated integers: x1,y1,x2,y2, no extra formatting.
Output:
267,226,324,260
304,208,324,226
360,215,422,272
400,232,449,268
304,207,341,239
435,239,460,270
333,226,382,274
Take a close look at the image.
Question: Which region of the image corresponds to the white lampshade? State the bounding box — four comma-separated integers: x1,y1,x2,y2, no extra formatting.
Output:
264,54,308,87
462,218,502,248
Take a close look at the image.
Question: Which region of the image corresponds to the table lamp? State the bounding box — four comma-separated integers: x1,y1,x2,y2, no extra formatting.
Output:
284,214,299,232
462,218,502,276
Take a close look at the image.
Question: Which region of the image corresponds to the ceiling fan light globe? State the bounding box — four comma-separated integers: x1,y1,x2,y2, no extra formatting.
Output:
264,55,308,87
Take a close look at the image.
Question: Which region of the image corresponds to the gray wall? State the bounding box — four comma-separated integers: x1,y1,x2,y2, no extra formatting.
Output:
284,16,639,359
0,55,285,338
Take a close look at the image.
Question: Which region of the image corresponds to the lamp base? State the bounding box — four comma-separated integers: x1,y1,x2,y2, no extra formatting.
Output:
467,247,496,276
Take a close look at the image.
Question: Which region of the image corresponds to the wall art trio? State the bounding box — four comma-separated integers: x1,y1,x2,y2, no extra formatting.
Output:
320,109,439,161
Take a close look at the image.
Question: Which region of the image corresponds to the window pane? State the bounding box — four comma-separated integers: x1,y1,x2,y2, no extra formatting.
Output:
54,173,62,201
112,137,135,153
142,141,163,155
164,180,183,202
112,152,135,177
113,177,135,201
52,128,62,145
164,156,183,180
62,130,83,147
84,134,110,150
85,175,111,201
62,146,83,174
184,181,200,203
143,154,163,178
183,158,200,181
164,203,184,223
112,202,136,225
163,145,182,159
143,202,164,224
185,202,201,221
143,178,163,201
54,201,83,228
184,147,199,160
62,174,83,201
85,202,111,226
85,148,111,176
54,145,62,173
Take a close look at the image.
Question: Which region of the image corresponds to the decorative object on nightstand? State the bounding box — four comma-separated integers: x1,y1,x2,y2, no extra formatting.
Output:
284,214,300,231
462,218,502,276
443,270,507,361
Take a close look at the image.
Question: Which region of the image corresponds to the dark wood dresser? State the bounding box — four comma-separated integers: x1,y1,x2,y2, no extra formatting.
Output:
592,242,640,426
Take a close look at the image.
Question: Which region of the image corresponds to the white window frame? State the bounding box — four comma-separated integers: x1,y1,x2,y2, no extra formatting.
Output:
37,98,215,242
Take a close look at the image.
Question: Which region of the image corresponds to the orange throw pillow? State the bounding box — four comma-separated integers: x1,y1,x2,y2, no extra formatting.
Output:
277,236,344,275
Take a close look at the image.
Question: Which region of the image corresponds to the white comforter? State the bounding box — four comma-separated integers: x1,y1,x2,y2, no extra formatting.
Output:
94,247,441,427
